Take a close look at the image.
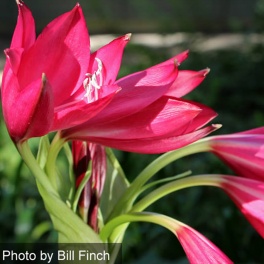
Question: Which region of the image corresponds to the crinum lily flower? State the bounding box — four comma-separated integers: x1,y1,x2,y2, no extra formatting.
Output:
206,127,264,181
2,1,217,154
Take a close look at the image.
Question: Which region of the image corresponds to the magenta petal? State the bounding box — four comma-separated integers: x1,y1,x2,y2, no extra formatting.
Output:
182,101,217,133
4,48,24,76
17,5,90,106
11,1,35,50
177,224,233,264
74,97,202,140
156,50,189,67
74,124,219,154
2,49,22,103
92,63,178,123
237,126,264,135
6,76,53,142
175,50,189,64
25,75,54,139
89,34,131,84
166,69,210,98
55,85,120,131
209,127,264,180
243,200,264,238
220,176,264,238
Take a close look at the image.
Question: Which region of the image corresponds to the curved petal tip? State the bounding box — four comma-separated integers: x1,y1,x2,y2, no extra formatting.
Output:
16,0,23,5
124,33,132,41
202,67,210,76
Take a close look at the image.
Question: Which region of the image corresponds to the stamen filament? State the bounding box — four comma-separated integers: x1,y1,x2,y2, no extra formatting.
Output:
83,58,104,103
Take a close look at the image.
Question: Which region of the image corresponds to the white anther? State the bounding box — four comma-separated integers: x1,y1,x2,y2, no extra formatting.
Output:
83,58,104,103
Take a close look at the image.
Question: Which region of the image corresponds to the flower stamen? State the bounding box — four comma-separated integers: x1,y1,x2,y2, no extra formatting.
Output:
83,58,103,103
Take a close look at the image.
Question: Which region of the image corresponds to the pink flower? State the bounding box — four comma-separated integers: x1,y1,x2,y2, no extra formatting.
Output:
1,1,127,142
208,127,264,180
62,55,218,153
175,221,233,264
124,212,233,264
72,141,106,232
2,1,217,151
218,175,264,238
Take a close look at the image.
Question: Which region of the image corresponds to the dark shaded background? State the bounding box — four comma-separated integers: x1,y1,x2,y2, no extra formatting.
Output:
1,0,264,263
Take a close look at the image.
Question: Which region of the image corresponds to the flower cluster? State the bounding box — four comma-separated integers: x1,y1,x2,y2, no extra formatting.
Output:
1,1,264,263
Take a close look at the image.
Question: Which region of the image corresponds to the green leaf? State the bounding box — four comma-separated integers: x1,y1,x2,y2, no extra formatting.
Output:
31,221,52,241
18,141,103,244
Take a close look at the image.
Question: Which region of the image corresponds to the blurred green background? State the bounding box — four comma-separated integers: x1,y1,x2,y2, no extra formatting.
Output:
1,0,264,263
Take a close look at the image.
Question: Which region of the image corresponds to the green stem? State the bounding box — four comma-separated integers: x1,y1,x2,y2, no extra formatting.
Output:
17,141,102,243
17,141,56,193
131,175,221,213
101,212,177,242
45,132,66,191
108,140,211,220
101,174,222,242
106,148,129,186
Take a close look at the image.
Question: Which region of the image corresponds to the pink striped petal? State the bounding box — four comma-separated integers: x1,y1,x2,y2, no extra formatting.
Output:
208,127,264,180
182,101,217,132
68,124,219,154
91,63,178,123
66,97,202,139
220,176,264,238
176,223,233,264
130,212,232,264
166,68,210,98
89,34,131,85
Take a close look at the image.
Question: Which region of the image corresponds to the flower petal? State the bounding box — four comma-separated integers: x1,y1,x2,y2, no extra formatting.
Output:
91,62,178,123
182,101,217,133
118,212,232,264
208,127,264,180
24,74,54,139
4,48,24,76
69,97,202,140
70,124,219,154
176,222,233,264
166,69,210,98
11,0,35,50
220,176,264,238
6,75,53,141
156,50,189,67
89,34,131,84
17,4,90,106
55,85,120,131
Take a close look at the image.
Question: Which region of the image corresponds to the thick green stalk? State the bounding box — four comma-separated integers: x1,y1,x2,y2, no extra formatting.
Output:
17,141,102,243
45,132,66,192
130,175,222,213
101,174,222,242
101,212,179,242
108,140,212,220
